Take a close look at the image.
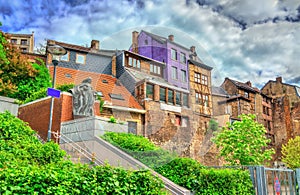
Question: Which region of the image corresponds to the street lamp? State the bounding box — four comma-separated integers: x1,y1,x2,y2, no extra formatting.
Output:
47,45,67,142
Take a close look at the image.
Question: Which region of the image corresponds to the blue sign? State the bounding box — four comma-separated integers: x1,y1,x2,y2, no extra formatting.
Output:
47,88,61,98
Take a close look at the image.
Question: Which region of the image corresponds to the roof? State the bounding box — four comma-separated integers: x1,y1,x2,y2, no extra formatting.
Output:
212,86,229,97
125,67,189,93
225,77,260,93
47,39,120,57
124,50,166,66
140,30,190,51
6,32,33,38
49,66,143,110
189,59,213,70
218,94,251,104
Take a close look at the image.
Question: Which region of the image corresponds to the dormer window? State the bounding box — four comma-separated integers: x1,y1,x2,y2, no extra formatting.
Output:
76,53,86,64
128,57,140,69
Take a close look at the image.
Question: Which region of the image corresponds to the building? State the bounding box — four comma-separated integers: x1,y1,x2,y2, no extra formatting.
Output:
6,32,35,53
261,77,300,160
130,30,190,90
213,77,274,145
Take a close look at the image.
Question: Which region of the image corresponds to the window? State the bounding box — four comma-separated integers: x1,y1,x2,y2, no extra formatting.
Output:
146,84,154,99
175,115,181,126
203,94,209,106
171,66,178,80
76,53,86,64
201,74,208,85
128,57,140,69
65,73,72,78
244,91,249,98
150,64,161,75
171,48,177,60
21,39,28,45
168,89,174,105
109,93,124,100
160,87,166,103
181,70,187,82
20,48,27,52
195,92,201,104
144,39,148,45
183,93,188,107
180,52,186,64
11,39,17,44
60,51,69,61
194,72,201,83
176,91,181,106
225,105,232,114
181,117,188,127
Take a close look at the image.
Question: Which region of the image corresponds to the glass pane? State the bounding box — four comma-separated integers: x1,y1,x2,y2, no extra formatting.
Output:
168,90,174,104
160,87,166,102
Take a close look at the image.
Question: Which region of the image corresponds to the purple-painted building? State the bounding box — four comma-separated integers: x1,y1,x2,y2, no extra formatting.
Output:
131,30,191,90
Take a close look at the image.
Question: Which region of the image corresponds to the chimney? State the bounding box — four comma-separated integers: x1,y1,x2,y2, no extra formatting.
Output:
168,35,174,42
111,55,116,77
132,31,139,53
246,81,252,87
91,40,100,50
276,76,282,83
190,46,196,53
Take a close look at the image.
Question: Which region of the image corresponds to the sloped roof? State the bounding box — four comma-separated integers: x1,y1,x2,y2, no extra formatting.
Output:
189,59,212,70
212,86,229,97
49,66,143,110
47,39,120,57
225,77,260,93
140,30,190,51
125,67,189,93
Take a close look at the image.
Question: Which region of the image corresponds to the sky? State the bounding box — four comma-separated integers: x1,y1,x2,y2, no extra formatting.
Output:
0,0,300,88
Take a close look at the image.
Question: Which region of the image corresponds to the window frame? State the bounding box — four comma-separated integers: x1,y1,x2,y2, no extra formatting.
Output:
171,66,178,80
180,52,186,64
168,89,174,105
181,70,187,82
194,72,201,83
60,51,70,62
160,87,166,103
146,83,154,100
171,48,177,61
76,53,86,64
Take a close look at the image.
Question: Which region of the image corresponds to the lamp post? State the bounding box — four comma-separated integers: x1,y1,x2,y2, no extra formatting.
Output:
47,45,67,142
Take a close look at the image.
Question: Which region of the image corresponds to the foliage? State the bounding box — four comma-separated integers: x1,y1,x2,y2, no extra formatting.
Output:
56,83,75,92
281,136,300,168
212,114,275,166
208,118,219,131
0,112,166,194
0,31,51,100
97,95,105,113
109,115,117,123
18,88,47,104
155,158,254,194
155,157,205,188
102,132,177,168
102,132,158,152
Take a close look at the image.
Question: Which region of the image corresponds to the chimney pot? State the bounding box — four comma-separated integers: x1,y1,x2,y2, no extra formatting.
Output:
276,76,282,83
246,81,252,87
91,40,100,50
190,46,196,53
168,35,174,41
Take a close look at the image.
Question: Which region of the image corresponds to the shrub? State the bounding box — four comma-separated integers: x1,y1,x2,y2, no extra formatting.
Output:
56,83,75,92
0,112,166,194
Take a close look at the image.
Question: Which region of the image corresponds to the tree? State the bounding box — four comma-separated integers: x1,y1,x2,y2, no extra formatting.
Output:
212,114,275,166
281,136,300,168
0,26,51,101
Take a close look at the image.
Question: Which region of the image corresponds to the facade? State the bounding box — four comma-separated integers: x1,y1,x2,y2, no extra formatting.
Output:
46,39,119,75
213,77,274,145
6,32,35,53
131,30,190,90
261,77,300,160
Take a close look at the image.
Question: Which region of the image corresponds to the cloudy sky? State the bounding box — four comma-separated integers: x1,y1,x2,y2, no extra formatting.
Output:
1,0,299,87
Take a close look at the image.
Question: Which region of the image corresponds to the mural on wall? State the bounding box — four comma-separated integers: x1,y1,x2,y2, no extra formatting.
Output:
70,77,95,117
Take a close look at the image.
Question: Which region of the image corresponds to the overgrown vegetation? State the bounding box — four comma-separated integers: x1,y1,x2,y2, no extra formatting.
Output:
0,111,165,194
212,114,275,166
0,29,51,101
281,136,300,168
56,83,75,92
102,131,255,194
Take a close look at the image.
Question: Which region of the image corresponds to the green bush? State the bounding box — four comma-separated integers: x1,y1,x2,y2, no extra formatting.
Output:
102,132,159,151
0,112,166,194
56,83,75,92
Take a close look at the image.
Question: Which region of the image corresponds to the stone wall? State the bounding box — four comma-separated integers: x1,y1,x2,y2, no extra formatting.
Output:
0,96,19,116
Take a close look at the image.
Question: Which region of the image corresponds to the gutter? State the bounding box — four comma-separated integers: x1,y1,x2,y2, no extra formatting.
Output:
104,105,146,114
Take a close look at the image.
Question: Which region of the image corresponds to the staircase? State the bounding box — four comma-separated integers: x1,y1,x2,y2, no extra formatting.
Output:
59,129,190,195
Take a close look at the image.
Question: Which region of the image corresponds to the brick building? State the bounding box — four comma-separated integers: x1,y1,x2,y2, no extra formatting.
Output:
6,32,35,53
261,77,300,160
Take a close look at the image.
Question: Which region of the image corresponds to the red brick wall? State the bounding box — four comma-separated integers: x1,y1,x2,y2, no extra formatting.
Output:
18,93,73,142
